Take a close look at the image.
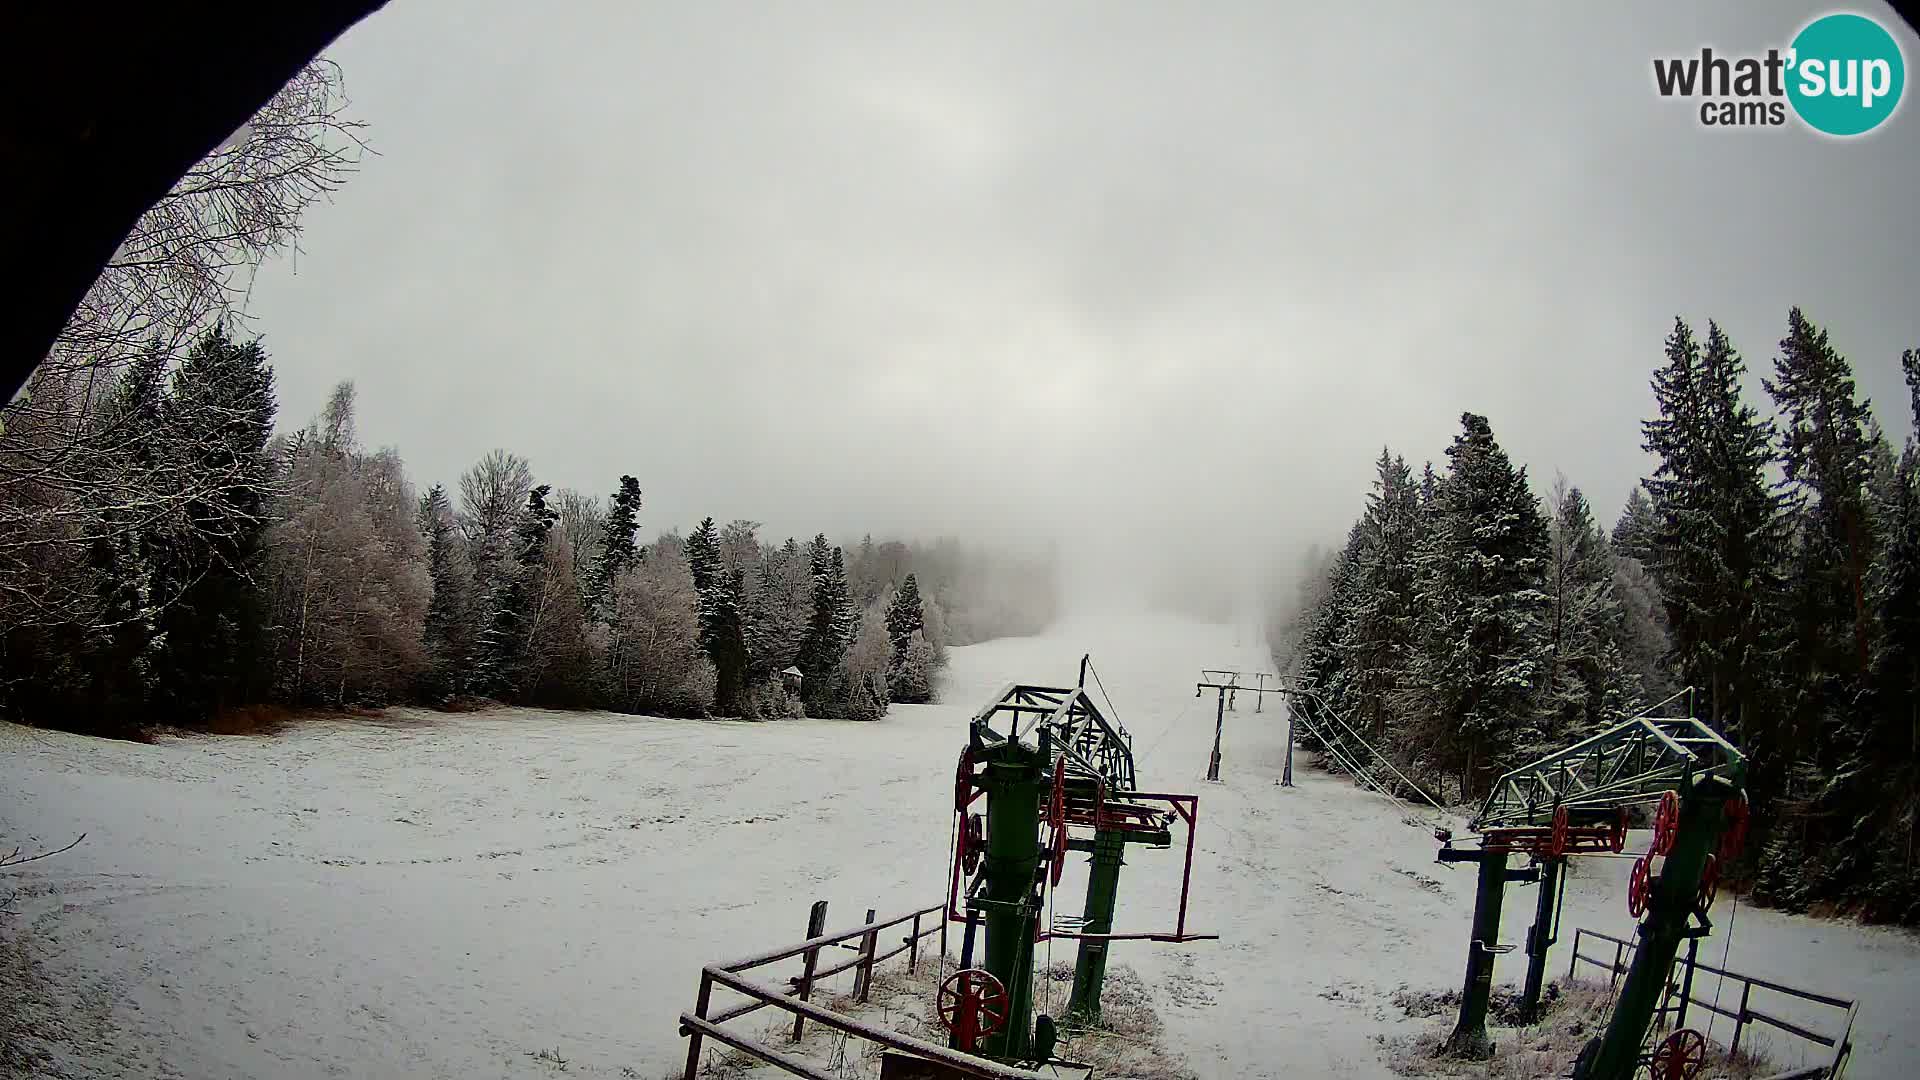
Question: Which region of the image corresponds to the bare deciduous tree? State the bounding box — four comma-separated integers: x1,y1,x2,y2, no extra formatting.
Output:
0,60,362,641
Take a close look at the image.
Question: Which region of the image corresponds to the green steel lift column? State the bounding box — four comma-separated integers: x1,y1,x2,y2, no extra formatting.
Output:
1065,826,1127,1022
977,729,1049,1061
1577,775,1734,1080
1519,856,1563,1023
1445,847,1511,1057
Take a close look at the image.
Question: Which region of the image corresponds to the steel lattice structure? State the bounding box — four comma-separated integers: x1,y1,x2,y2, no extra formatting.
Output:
1470,715,1747,831
969,683,1137,795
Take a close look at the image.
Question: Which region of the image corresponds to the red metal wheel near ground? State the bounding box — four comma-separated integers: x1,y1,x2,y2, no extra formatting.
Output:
1652,791,1680,856
1720,796,1749,862
937,968,1009,1051
1628,854,1653,918
1550,805,1570,858
1695,853,1719,912
1611,807,1629,854
1649,1028,1707,1080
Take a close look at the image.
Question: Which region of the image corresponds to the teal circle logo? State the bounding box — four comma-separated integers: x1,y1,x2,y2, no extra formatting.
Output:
1787,13,1906,136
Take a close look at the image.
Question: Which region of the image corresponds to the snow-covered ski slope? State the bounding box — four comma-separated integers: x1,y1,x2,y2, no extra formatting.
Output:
2,613,1915,1079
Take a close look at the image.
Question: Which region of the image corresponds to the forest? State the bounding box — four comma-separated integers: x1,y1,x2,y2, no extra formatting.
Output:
0,334,1059,735
1277,311,1920,925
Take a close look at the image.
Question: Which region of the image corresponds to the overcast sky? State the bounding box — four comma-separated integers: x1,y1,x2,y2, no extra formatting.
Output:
246,1,1920,611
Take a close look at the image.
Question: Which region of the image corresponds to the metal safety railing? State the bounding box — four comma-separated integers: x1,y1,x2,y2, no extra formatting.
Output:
678,900,1055,1080
1567,927,1857,1077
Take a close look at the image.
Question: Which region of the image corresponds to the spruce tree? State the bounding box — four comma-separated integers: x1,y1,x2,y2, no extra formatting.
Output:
589,475,642,611
885,573,930,701
1539,483,1639,747
1641,319,1788,748
744,538,808,683
418,484,474,700
886,573,925,651
1767,307,1877,673
687,516,749,715
1337,449,1422,752
1296,520,1367,758
153,327,278,716
1611,488,1660,565
1803,348,1920,919
798,534,855,715
81,353,172,726
830,547,859,646
1404,413,1551,797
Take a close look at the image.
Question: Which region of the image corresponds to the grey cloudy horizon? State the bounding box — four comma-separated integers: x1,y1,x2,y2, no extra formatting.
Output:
245,1,1920,611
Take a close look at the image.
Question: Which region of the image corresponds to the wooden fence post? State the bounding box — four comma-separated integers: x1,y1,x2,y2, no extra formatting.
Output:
1730,982,1753,1057
856,907,879,1003
791,900,829,1043
683,970,713,1080
908,911,922,974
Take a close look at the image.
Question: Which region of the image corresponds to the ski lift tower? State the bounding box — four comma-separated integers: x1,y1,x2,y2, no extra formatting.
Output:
1434,703,1748,1080
1193,669,1288,782
944,663,1215,1065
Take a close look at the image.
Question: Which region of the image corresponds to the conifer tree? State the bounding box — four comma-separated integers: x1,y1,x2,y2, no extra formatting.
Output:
1611,488,1660,566
1800,348,1920,919
1337,449,1421,750
1767,308,1877,673
587,475,642,612
1538,482,1639,747
744,537,809,684
81,354,173,725
687,516,749,715
153,327,279,714
798,534,855,714
886,573,925,651
885,573,932,701
1404,413,1551,796
1640,319,1788,748
417,484,473,700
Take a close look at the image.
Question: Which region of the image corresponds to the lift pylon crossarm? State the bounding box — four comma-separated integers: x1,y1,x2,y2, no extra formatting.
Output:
1472,711,1745,830
971,683,1138,795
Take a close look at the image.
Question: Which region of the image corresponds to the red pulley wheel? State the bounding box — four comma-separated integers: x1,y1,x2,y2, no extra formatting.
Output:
1550,805,1569,858
1628,853,1653,918
1720,796,1749,862
937,968,1009,1051
955,746,974,814
1696,853,1719,912
1649,1028,1707,1080
1652,791,1681,856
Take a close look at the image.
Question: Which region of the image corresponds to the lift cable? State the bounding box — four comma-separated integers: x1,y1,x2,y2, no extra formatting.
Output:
1706,888,1742,1047
1293,687,1448,816
1081,655,1129,741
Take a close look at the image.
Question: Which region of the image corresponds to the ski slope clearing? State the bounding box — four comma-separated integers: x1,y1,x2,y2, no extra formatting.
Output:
2,614,1916,1079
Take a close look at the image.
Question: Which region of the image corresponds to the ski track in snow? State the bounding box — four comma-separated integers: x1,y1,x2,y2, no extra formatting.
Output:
2,613,1916,1079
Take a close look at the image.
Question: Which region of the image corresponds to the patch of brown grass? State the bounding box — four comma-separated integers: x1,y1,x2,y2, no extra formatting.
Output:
1386,980,1782,1080
204,703,298,736
436,696,503,714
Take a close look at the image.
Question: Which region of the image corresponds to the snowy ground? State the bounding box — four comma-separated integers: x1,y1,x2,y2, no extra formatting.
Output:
2,613,1916,1079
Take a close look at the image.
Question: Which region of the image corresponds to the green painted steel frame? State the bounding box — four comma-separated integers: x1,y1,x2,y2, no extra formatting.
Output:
1472,714,1745,831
